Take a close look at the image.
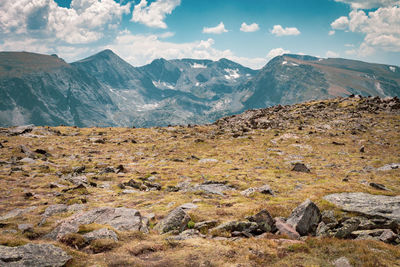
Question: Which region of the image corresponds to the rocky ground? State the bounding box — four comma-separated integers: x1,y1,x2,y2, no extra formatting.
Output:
0,95,399,266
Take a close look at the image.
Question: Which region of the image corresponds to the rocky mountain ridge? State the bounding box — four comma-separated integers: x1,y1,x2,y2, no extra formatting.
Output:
0,50,399,127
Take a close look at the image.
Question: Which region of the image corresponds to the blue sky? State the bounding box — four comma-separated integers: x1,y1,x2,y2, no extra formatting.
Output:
0,0,399,69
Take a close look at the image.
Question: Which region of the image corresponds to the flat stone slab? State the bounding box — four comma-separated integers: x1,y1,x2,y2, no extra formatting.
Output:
0,243,71,267
324,193,400,222
45,207,148,240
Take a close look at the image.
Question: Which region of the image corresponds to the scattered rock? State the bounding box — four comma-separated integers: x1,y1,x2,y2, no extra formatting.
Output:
369,182,388,191
0,206,37,221
83,228,118,242
193,182,234,196
0,243,71,267
291,163,310,173
360,146,365,153
194,220,219,231
211,221,259,236
324,192,400,222
178,203,198,210
275,218,300,240
332,141,345,146
333,256,352,267
241,184,274,197
167,229,205,240
376,163,400,171
198,158,218,163
286,199,321,236
334,217,360,238
43,204,85,218
19,157,36,164
46,207,148,240
18,224,33,233
19,145,36,159
7,125,34,136
246,209,275,232
156,207,191,234
379,229,398,243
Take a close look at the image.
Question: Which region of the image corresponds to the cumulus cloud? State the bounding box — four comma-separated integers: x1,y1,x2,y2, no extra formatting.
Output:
0,0,130,44
131,0,181,29
326,51,340,57
329,30,336,35
331,5,400,55
334,0,399,9
271,25,300,36
105,31,266,69
202,22,228,34
331,16,349,30
266,48,290,59
240,22,259,32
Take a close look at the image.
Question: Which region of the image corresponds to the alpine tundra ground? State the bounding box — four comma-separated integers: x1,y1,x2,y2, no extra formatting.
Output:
0,96,399,266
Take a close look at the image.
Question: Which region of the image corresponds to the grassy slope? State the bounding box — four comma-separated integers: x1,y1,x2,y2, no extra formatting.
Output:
0,97,399,266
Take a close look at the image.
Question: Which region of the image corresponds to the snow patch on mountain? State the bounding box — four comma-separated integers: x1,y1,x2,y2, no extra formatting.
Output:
191,63,207,69
152,81,175,90
224,69,240,80
389,66,396,72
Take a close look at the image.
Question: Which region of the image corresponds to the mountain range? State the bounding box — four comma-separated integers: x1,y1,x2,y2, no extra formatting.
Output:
1,50,399,127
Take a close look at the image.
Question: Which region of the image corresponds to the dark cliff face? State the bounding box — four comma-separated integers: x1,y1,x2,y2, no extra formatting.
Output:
0,50,399,127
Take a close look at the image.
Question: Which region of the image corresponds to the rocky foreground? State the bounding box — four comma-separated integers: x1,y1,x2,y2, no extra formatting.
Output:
0,96,399,266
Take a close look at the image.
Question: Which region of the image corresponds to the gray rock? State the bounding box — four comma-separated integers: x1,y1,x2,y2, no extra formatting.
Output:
379,229,398,243
19,145,36,159
18,224,33,233
167,229,204,240
275,217,300,240
334,217,360,238
0,207,37,221
194,183,234,196
316,222,329,237
64,175,88,185
156,207,191,234
46,207,148,240
351,229,385,238
198,158,218,163
291,163,310,173
321,210,337,224
377,163,400,171
194,220,219,231
246,209,275,232
122,189,137,194
43,204,85,218
178,203,198,210
8,125,34,136
333,256,352,267
19,158,36,164
0,243,71,267
83,228,118,242
369,182,388,191
211,221,259,235
323,193,400,222
241,184,274,197
286,199,321,236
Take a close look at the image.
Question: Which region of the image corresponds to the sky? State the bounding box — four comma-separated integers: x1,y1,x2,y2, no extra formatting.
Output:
0,0,399,69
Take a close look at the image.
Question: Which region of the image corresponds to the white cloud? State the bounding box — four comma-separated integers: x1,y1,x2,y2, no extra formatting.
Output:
105,31,266,69
331,16,349,30
331,5,400,54
326,51,340,57
266,48,290,59
329,30,336,35
158,31,175,38
203,22,228,34
271,25,301,36
0,0,130,44
131,0,181,29
334,0,399,9
240,22,259,32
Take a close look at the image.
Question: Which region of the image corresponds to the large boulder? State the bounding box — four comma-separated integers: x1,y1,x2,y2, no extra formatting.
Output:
156,207,191,234
275,218,300,240
246,209,275,232
286,199,321,236
45,207,148,240
83,228,118,242
323,193,400,222
0,243,71,266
